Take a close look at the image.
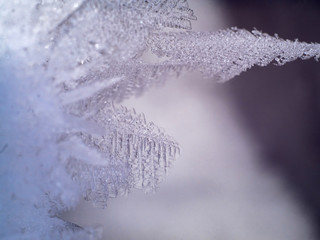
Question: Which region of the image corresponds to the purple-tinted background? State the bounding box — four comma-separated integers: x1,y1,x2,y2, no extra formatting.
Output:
221,0,320,234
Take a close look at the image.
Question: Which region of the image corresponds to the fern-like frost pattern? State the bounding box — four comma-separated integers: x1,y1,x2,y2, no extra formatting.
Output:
1,0,320,239
148,28,320,81
63,103,179,208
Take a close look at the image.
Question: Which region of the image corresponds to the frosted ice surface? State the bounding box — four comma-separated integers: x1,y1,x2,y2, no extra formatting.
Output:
1,0,319,239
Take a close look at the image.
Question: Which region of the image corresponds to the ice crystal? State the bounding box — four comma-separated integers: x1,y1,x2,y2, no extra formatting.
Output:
148,28,320,82
0,0,320,239
64,103,179,208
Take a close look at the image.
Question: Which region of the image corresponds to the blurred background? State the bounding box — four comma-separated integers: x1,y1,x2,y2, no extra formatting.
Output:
63,0,320,239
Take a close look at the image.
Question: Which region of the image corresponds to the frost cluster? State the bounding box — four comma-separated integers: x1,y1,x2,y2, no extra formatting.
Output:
0,0,319,239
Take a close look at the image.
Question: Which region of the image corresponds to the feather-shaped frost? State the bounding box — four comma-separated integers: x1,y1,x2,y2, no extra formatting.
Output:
148,28,320,82
1,0,320,239
60,61,183,113
64,103,179,208
44,0,195,83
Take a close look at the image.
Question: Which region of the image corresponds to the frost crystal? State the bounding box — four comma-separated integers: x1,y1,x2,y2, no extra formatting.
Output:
0,0,319,239
64,103,179,208
148,28,320,82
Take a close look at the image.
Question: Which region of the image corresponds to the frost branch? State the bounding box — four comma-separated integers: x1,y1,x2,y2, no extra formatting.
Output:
1,1,320,239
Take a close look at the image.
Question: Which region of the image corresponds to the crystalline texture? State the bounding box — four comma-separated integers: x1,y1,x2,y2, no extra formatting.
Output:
61,61,183,115
148,28,320,81
46,0,196,83
1,0,320,239
64,103,179,208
